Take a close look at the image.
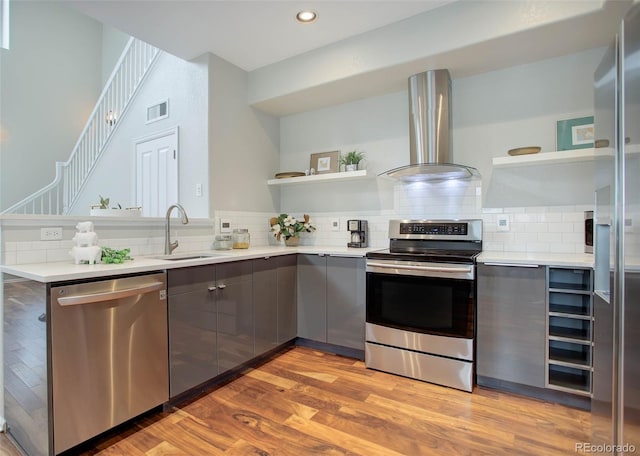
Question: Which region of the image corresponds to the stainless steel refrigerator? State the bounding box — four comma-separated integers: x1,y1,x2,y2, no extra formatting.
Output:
592,3,640,453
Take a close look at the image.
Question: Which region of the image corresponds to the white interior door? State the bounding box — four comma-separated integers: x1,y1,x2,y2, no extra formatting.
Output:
135,128,178,217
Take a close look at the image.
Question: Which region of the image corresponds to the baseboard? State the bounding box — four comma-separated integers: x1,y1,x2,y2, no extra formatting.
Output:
295,338,365,361
477,375,591,411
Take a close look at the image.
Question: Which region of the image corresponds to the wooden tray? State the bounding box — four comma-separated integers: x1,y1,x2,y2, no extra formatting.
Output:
508,146,541,156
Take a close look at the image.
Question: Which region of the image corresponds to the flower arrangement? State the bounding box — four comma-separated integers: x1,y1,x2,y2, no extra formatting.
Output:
270,214,316,241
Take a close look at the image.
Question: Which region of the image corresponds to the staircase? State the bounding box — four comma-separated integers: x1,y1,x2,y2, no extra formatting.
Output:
2,38,160,215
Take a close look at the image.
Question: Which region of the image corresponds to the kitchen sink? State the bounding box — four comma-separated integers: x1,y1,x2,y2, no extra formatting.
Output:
151,253,228,261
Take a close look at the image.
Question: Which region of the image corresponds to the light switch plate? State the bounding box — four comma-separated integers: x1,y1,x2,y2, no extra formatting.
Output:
220,218,232,233
496,215,510,232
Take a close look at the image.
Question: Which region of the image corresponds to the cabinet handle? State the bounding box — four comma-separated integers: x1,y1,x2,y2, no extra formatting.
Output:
208,286,217,292
217,284,227,290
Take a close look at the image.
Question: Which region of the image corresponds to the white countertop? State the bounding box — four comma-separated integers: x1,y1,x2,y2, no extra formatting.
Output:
1,245,377,283
477,251,594,268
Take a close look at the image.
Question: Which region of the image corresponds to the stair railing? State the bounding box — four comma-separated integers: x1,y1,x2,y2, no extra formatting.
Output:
2,37,159,215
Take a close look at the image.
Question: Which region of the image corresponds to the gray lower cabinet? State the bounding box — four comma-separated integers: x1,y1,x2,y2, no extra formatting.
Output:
216,261,254,374
253,255,297,356
168,265,217,397
327,256,366,350
297,254,366,350
477,263,546,388
167,260,253,397
297,254,328,341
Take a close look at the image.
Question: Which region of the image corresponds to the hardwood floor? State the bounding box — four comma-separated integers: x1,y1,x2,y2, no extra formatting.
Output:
3,346,591,455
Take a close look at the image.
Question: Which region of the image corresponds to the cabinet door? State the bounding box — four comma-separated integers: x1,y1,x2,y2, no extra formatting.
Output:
477,264,546,387
297,254,327,342
326,256,366,350
216,261,254,374
253,257,278,356
167,265,217,397
276,255,297,343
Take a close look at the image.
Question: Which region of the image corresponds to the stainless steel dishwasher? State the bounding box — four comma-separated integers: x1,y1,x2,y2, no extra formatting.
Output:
50,272,168,454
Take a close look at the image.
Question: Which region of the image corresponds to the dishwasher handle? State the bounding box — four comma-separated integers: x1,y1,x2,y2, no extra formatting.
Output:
57,281,165,306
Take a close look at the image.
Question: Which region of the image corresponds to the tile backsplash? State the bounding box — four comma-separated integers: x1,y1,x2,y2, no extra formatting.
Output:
1,181,591,266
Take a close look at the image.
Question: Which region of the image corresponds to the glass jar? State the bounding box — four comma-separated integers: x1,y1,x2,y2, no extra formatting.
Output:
232,229,250,249
213,235,233,250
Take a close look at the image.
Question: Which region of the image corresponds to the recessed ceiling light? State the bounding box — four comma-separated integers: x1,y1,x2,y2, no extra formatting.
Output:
296,10,317,24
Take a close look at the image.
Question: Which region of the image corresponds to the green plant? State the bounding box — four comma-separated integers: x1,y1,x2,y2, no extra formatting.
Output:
96,195,122,209
269,214,316,240
339,150,365,166
99,195,110,209
101,247,132,264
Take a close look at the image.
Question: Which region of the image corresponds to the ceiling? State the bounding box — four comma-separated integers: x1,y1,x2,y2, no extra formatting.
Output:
66,0,632,115
68,0,456,72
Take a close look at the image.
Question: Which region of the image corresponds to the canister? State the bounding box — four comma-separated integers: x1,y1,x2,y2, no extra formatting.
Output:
213,235,233,250
232,229,250,249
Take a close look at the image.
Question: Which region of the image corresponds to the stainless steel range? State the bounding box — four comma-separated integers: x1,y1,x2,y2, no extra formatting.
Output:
365,219,482,392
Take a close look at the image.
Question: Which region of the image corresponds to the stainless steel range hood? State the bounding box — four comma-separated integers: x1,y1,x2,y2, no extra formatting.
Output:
382,69,479,181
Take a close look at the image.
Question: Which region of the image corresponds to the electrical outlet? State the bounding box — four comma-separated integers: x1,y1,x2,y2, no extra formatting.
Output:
41,227,63,241
330,219,340,231
195,183,203,197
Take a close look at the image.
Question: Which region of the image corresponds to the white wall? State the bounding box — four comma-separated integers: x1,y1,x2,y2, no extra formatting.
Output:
70,51,210,218
279,47,605,214
208,53,280,214
0,1,102,210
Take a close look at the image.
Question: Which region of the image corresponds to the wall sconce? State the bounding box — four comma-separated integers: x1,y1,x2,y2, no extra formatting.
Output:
106,111,117,126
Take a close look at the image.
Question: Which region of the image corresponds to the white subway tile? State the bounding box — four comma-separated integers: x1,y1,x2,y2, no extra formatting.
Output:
537,232,563,243
3,251,16,265
548,222,574,233
562,212,584,222
16,249,47,265
525,223,548,233
526,243,550,253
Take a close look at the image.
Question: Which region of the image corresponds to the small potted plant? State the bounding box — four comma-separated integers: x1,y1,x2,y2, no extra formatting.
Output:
89,195,141,217
339,150,365,172
269,214,316,246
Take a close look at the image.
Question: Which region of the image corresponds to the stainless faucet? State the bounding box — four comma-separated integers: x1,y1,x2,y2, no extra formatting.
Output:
165,204,189,254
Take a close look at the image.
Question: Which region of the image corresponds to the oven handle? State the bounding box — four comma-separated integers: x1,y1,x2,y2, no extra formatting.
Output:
366,261,473,274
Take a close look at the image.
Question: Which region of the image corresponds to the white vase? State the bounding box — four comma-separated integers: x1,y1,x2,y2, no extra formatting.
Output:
345,164,357,172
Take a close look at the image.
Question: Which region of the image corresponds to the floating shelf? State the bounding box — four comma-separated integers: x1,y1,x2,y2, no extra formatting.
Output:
492,148,599,168
267,169,368,186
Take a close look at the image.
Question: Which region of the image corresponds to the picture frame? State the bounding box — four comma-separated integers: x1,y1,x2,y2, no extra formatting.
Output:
310,150,340,174
556,116,594,151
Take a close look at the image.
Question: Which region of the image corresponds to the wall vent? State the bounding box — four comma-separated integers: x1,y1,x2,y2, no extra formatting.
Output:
146,99,169,124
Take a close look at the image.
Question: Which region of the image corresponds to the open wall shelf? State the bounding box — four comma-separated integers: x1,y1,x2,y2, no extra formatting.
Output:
267,170,368,186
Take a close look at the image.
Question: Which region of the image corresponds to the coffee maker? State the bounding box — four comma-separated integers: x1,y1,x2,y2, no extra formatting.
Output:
347,220,368,248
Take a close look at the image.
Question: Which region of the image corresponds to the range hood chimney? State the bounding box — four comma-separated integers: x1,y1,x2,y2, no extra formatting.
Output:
382,69,479,181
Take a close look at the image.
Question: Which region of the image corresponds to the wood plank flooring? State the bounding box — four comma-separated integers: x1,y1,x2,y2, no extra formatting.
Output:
3,346,591,455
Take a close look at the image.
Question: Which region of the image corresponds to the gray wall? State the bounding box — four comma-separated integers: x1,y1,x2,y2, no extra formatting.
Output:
101,25,129,86
279,47,605,212
0,1,102,211
208,52,280,214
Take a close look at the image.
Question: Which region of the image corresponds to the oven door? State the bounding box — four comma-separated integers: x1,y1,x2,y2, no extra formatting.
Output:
366,259,475,339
